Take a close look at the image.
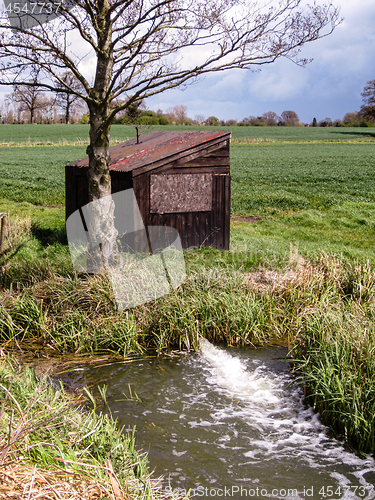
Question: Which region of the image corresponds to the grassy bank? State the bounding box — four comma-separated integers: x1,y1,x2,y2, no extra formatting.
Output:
0,357,188,499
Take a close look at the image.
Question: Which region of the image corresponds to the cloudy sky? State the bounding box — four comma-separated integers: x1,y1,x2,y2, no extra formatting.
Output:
147,0,375,124
1,0,374,125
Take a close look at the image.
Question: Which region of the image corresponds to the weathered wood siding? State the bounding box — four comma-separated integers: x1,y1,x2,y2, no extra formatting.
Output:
65,168,133,220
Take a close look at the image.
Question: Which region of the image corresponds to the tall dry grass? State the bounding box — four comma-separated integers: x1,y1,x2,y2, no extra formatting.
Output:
0,357,187,499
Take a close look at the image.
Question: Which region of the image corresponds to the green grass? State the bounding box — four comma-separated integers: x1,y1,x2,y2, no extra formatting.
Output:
0,146,85,206
230,209,375,266
230,142,375,263
232,143,375,214
1,138,375,262
294,310,375,454
1,126,375,276
0,123,375,145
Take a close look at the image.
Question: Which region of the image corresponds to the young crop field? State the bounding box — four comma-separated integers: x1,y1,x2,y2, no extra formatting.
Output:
0,124,135,145
230,141,375,263
228,125,375,143
232,142,375,214
0,124,375,264
0,123,374,145
0,146,85,206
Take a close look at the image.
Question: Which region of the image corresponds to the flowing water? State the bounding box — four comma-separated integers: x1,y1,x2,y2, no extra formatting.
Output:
70,341,375,499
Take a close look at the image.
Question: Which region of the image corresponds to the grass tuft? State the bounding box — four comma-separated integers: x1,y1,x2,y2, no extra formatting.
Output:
0,357,185,499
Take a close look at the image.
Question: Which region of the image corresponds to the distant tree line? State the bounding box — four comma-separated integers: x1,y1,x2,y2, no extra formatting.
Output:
1,79,375,127
0,70,87,124
330,80,375,127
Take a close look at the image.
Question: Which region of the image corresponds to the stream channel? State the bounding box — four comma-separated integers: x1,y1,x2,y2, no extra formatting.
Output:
62,339,375,499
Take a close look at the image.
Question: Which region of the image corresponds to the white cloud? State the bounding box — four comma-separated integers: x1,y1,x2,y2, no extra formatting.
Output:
150,0,375,122
247,62,309,102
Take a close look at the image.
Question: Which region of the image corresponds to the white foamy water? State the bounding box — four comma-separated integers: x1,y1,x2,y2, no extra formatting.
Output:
195,339,375,499
199,338,281,405
82,340,375,499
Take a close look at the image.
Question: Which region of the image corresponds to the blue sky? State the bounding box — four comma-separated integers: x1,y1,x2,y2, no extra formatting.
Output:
147,0,375,124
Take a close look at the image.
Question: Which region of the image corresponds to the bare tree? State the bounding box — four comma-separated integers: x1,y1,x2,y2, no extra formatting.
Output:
360,79,375,124
195,114,206,125
343,112,361,126
0,98,17,124
167,104,189,125
360,106,375,124
262,111,279,126
318,117,332,127
34,95,56,123
361,80,375,107
248,115,263,125
0,0,340,264
7,71,46,124
55,72,85,124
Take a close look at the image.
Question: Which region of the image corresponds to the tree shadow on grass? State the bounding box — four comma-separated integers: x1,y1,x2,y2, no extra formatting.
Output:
0,242,27,266
330,130,375,139
31,223,68,247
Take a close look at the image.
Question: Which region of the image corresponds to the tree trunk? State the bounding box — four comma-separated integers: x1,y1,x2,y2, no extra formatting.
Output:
65,99,70,124
84,0,118,272
85,107,119,271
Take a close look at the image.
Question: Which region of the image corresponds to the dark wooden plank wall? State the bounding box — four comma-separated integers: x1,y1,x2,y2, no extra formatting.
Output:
111,171,133,194
65,165,77,221
65,166,90,220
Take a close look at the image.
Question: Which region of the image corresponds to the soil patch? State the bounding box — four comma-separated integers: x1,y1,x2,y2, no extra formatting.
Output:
231,216,264,223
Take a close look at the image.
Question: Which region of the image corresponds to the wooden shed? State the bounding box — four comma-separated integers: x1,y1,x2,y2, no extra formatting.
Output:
66,129,231,250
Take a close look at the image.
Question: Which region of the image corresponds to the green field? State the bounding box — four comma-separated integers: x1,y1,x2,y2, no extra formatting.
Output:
230,142,375,262
0,123,375,144
0,146,85,206
0,124,375,263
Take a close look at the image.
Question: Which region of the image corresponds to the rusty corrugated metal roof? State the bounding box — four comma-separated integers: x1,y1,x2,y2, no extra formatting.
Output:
69,130,231,172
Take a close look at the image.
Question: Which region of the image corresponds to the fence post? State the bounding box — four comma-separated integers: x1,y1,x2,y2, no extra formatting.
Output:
0,213,7,252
